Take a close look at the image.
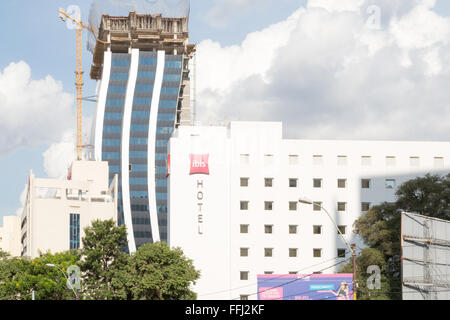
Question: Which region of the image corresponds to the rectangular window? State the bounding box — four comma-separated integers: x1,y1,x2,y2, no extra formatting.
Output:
264,178,273,187
386,156,396,166
240,201,249,211
337,225,347,235
289,225,298,234
289,248,298,258
264,248,273,257
240,295,249,300
313,178,322,188
337,179,346,188
434,157,444,168
361,156,371,166
313,155,323,165
337,155,348,166
289,201,298,211
410,156,420,167
289,155,299,165
240,178,249,187
240,248,249,257
313,225,322,234
361,179,371,189
264,201,273,211
337,202,347,212
264,271,274,275
289,178,298,188
313,249,322,258
337,249,347,258
385,179,396,189
264,154,274,166
69,213,80,250
240,271,249,281
361,202,371,212
264,225,273,234
289,271,298,275
240,154,250,165
313,202,322,211
240,224,249,234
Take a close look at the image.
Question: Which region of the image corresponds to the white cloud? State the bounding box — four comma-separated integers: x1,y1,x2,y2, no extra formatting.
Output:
42,130,76,179
0,61,73,155
195,0,450,141
42,115,93,179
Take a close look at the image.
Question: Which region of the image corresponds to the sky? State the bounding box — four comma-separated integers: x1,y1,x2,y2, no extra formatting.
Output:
1,0,450,223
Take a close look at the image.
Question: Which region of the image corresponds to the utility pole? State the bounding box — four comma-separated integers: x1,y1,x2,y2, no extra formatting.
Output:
351,243,357,300
299,199,358,300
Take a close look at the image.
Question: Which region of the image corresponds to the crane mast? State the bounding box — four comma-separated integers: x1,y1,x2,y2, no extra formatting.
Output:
58,8,95,160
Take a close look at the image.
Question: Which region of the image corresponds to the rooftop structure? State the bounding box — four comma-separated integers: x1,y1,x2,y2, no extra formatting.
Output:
20,160,118,258
90,12,195,80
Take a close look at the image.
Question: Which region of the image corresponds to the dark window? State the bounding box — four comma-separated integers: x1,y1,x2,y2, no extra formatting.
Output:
240,178,249,187
289,179,298,188
313,179,322,188
70,213,80,250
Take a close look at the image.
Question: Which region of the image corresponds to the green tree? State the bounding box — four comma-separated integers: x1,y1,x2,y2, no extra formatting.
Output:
340,248,393,300
0,250,80,300
395,173,450,220
79,219,129,299
347,174,450,300
124,242,200,300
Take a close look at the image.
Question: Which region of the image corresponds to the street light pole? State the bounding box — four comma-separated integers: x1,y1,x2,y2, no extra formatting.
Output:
45,264,78,300
299,199,357,300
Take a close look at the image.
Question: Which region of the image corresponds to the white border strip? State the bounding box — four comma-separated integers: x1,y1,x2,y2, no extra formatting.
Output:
121,49,140,253
147,51,165,243
94,51,112,161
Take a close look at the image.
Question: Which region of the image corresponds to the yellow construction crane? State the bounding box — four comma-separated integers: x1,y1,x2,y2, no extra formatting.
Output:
58,8,96,160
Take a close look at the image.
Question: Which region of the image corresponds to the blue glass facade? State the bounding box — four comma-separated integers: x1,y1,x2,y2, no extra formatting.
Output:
100,51,184,248
70,213,80,250
102,53,131,229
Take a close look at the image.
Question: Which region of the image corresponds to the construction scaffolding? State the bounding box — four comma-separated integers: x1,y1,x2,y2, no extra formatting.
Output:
401,212,450,300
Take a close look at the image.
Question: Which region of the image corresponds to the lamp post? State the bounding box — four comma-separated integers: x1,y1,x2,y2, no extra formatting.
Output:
299,199,357,300
45,263,78,300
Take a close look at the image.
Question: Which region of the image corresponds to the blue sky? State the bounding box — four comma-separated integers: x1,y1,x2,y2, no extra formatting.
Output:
2,0,450,223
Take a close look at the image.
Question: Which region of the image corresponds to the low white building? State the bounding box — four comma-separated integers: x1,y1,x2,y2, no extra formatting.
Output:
20,160,119,258
168,121,450,300
0,216,21,257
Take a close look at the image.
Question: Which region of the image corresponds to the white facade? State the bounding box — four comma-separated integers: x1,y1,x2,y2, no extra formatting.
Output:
168,121,450,300
0,216,21,257
20,160,119,258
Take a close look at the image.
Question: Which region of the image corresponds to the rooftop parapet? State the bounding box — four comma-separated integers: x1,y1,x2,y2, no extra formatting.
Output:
90,11,195,80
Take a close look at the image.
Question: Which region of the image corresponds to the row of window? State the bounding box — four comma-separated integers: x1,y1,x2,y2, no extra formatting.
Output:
239,224,347,235
103,151,169,160
104,138,168,148
240,201,371,212
238,247,345,260
240,154,446,167
241,177,397,189
238,248,345,283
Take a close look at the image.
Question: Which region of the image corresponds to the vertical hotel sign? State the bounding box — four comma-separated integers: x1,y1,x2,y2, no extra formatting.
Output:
190,154,210,235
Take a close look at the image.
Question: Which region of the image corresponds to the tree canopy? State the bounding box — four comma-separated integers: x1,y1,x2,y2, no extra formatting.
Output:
343,173,450,300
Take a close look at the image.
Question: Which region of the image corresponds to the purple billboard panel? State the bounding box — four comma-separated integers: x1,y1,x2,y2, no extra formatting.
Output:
257,274,354,300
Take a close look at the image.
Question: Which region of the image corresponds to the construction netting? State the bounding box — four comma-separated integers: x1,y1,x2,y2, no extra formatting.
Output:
87,0,190,52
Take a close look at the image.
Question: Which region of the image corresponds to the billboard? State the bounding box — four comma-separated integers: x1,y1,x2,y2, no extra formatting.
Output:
401,212,450,300
257,274,354,300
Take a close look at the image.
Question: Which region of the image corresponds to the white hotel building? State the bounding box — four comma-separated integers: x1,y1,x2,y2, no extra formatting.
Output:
168,121,450,300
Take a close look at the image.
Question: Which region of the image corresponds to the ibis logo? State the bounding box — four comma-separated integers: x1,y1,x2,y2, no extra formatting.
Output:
189,154,210,175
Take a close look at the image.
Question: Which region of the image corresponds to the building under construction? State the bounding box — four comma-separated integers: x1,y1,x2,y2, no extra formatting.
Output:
89,1,195,251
